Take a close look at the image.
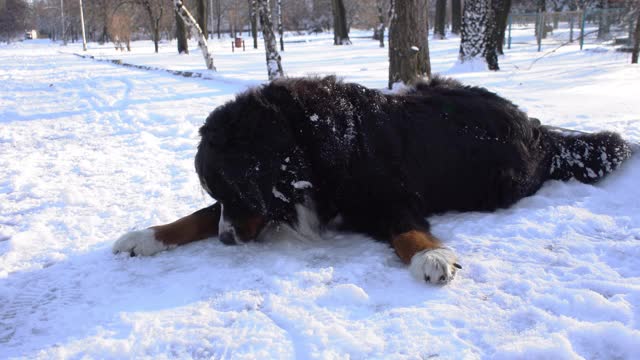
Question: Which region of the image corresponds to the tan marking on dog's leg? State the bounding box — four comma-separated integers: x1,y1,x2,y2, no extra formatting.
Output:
392,230,460,284
391,230,442,264
113,203,222,256
151,202,222,246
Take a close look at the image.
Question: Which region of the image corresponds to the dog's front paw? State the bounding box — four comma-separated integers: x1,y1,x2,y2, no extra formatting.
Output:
409,248,461,285
112,229,170,256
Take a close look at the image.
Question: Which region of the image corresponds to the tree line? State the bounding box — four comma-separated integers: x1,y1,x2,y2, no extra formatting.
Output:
1,0,639,83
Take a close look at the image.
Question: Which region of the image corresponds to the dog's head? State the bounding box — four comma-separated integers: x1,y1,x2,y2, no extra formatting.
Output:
195,86,313,244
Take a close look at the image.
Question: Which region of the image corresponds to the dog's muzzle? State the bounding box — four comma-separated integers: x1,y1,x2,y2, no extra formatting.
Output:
219,231,237,245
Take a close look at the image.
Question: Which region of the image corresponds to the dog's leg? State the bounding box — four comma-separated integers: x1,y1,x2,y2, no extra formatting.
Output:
112,202,221,256
392,230,461,284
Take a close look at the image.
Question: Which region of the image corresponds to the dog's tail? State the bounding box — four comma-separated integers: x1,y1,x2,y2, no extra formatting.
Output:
542,125,634,184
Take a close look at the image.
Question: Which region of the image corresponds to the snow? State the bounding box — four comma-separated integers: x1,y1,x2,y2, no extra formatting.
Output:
272,187,290,203
292,181,313,189
1,32,640,359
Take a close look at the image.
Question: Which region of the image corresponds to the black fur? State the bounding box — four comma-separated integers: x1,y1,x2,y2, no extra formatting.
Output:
195,76,632,242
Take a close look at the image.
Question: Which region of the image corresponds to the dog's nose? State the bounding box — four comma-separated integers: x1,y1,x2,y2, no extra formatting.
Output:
219,231,236,245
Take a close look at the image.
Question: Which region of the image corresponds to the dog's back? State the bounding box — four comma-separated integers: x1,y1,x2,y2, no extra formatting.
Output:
263,76,632,220
401,77,633,212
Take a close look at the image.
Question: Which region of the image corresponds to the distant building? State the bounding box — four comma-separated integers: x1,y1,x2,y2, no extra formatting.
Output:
25,30,37,40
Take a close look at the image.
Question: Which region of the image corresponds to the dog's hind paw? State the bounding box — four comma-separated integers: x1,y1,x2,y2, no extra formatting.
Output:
112,229,171,257
409,247,461,285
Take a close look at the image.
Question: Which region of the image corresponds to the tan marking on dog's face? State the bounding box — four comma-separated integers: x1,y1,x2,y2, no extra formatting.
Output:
391,230,442,264
218,203,266,244
235,215,266,241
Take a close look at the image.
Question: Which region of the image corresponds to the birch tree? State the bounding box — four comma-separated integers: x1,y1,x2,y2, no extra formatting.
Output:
258,0,284,80
459,0,510,70
174,0,215,70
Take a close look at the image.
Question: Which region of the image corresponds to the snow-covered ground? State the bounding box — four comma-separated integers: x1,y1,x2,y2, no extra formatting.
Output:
1,32,639,359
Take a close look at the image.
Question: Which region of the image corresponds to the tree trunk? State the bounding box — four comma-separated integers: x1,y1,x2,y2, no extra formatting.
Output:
196,0,207,38
375,0,386,47
258,0,284,80
277,0,284,51
388,0,431,89
331,0,351,45
459,0,500,70
632,10,640,64
535,0,547,39
139,0,163,53
495,0,511,55
176,11,189,54
597,0,610,40
215,0,221,39
451,0,462,34
249,0,258,48
153,18,161,53
174,0,215,70
101,1,109,44
434,0,446,39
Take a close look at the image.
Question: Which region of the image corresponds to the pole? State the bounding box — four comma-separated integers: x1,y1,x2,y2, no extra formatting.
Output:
537,12,543,52
580,9,586,50
61,0,66,45
507,14,512,49
209,0,214,39
79,0,87,51
569,12,574,42
277,0,283,51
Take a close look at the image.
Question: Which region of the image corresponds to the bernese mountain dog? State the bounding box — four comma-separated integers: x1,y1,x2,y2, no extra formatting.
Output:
113,76,633,285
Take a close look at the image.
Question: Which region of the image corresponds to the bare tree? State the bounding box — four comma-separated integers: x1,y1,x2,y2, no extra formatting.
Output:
459,0,509,70
277,0,284,51
138,0,165,53
98,0,110,44
535,0,548,39
0,0,30,43
249,0,258,48
388,0,431,88
176,11,188,54
451,0,462,34
434,0,446,39
214,0,221,38
597,0,611,39
332,0,351,44
108,13,133,51
495,0,512,54
633,9,640,64
174,0,215,70
374,0,390,47
196,0,207,37
312,0,332,31
258,0,283,80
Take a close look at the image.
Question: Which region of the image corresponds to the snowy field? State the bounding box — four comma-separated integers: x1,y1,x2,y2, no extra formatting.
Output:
1,31,640,359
